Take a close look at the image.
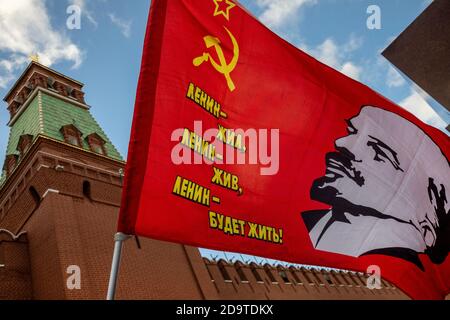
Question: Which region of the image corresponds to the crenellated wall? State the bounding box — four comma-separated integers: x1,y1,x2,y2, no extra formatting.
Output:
202,259,410,300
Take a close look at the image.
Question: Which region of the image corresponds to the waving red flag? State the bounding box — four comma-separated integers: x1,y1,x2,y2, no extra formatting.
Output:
119,0,450,299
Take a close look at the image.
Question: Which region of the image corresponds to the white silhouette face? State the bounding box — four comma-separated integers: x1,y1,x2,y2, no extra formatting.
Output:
312,106,450,250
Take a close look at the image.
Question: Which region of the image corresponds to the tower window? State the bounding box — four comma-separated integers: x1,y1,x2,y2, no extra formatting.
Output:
83,181,92,200
17,134,34,157
47,77,56,90
91,142,105,155
29,72,47,90
54,81,68,96
67,134,80,146
18,87,31,104
4,155,19,176
66,85,77,100
71,89,85,104
60,124,82,147
29,186,41,207
8,101,21,118
86,133,107,156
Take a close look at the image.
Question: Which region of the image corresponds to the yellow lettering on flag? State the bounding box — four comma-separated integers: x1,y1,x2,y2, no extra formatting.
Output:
172,176,210,207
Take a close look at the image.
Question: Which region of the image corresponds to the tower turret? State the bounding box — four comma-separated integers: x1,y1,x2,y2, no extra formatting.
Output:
1,61,122,187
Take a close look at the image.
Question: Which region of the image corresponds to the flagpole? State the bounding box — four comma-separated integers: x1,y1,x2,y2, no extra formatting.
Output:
107,232,131,300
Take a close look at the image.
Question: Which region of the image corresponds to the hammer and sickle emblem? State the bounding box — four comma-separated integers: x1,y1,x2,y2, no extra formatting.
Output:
193,27,239,92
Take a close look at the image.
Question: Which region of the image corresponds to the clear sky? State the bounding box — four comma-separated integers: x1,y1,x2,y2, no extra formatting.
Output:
0,0,447,262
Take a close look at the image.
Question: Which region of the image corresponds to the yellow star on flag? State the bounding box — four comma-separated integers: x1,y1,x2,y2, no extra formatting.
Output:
213,0,236,21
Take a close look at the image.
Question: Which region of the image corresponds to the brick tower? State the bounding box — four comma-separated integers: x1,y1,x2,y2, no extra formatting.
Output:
0,61,213,300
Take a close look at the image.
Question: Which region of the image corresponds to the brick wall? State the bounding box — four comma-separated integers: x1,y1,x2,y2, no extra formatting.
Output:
0,232,32,300
0,141,209,300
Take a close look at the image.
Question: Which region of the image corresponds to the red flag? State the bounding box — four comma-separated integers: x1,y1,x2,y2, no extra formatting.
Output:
119,0,450,299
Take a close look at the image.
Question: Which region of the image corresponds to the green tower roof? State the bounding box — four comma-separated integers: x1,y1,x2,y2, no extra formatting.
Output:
1,90,123,188
39,92,123,160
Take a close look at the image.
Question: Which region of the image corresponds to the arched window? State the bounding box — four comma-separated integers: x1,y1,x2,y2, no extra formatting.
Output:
71,89,85,104
54,81,68,96
4,155,19,176
83,181,92,200
47,77,56,90
91,142,105,155
60,124,82,147
17,134,33,157
7,101,21,118
18,87,31,104
29,186,41,207
86,133,107,156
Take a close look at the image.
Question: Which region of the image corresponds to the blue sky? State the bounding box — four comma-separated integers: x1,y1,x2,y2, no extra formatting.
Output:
0,0,447,261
